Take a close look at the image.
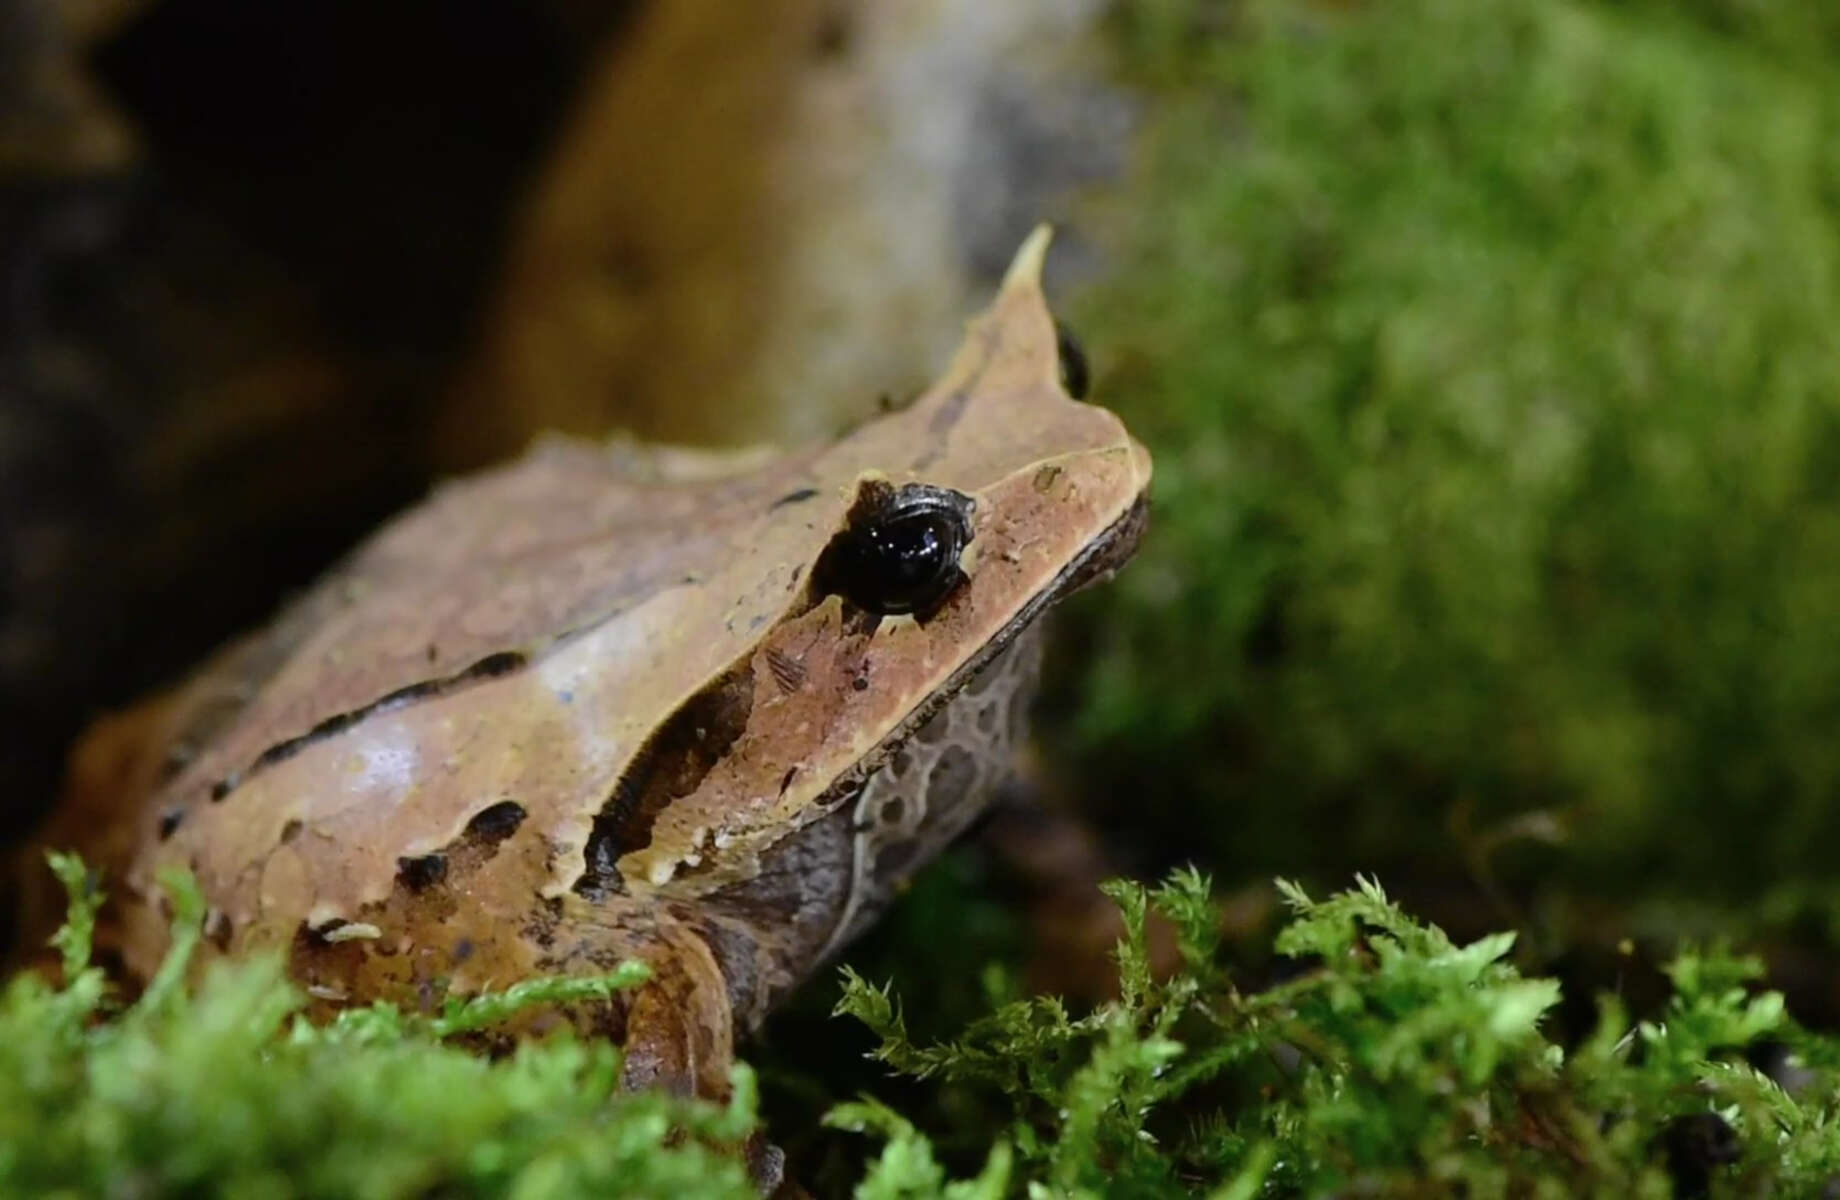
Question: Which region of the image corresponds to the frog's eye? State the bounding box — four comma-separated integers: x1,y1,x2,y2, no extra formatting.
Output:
816,483,975,618
1055,320,1090,400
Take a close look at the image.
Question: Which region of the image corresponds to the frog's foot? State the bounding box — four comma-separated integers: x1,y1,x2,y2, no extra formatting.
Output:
620,982,787,1193
618,925,734,1097
615,927,787,1193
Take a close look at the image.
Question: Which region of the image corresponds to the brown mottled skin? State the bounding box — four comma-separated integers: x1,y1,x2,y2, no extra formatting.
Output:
22,229,1152,1104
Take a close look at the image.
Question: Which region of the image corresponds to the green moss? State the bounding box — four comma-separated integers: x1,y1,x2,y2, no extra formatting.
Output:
837,867,1840,1197
1062,0,1840,908
2,855,759,1199
19,854,1840,1196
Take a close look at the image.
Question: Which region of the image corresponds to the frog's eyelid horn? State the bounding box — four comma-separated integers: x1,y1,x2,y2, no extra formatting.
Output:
1000,225,1090,400
1002,223,1054,293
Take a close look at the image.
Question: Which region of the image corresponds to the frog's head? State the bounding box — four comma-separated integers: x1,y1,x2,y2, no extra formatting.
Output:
597,227,1151,930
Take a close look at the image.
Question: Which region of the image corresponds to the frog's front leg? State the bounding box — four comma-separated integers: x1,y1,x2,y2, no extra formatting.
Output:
560,906,786,1191
615,917,734,1098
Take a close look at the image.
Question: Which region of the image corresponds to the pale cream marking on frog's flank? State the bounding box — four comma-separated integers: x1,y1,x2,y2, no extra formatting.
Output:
322,922,382,943
350,731,420,795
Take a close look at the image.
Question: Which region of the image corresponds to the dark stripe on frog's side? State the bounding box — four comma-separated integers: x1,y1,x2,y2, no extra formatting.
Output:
199,650,527,806
768,487,820,510
572,662,757,899
154,591,358,787
190,575,712,814
1054,320,1091,400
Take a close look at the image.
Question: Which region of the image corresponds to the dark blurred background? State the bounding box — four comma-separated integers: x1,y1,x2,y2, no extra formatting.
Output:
2,0,629,832
8,0,1840,1078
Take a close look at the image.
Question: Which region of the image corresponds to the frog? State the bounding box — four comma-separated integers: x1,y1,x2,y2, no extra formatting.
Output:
20,226,1151,1121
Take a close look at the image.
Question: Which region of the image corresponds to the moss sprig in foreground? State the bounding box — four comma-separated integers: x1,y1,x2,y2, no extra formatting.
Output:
11,855,1840,1196
0,853,758,1199
837,869,1840,1197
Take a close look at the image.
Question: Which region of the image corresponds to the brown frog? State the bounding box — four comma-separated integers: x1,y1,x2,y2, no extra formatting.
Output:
23,228,1151,1112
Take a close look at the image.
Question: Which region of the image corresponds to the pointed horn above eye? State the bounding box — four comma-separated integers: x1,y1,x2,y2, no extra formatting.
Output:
925,224,1061,403
1002,224,1054,294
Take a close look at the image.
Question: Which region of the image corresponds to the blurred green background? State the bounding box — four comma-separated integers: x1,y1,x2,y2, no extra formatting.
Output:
1049,0,1840,963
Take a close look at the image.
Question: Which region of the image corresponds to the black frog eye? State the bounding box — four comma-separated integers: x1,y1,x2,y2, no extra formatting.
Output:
816,483,975,618
1055,320,1090,399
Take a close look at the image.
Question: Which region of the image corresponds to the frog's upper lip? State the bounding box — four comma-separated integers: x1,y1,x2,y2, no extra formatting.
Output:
1052,492,1150,601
